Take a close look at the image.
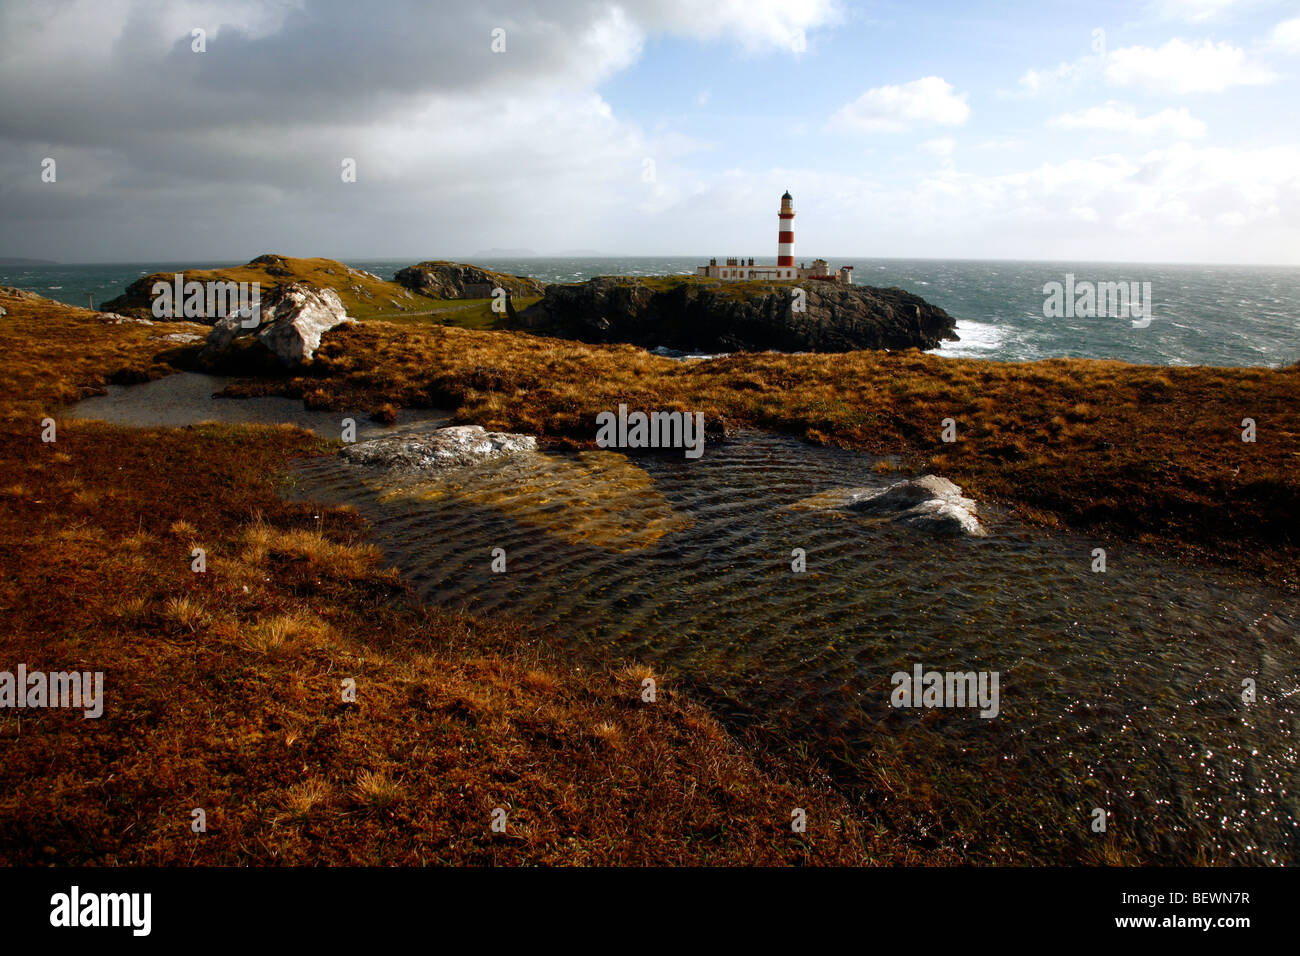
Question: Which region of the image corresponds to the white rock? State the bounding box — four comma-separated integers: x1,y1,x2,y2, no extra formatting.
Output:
798,474,987,536
200,282,353,366
341,425,538,471
98,312,152,325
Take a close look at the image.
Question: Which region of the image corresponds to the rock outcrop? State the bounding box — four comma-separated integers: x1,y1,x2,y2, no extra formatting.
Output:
98,312,152,325
0,287,47,303
393,261,546,300
100,254,413,321
199,282,353,368
341,425,538,471
512,276,958,353
792,475,987,536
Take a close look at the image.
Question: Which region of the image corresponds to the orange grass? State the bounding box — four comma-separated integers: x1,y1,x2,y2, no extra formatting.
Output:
0,289,910,866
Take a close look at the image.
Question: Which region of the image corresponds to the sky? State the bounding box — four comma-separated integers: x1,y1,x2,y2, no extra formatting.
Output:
2,0,1299,264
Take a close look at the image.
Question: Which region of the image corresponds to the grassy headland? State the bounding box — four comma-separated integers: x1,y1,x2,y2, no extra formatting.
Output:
0,289,891,865
99,254,541,328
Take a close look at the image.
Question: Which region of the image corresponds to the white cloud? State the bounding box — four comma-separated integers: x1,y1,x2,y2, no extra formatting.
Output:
1104,38,1278,93
1271,16,1300,53
1016,56,1103,96
1150,0,1241,22
921,137,956,156
831,77,970,132
900,142,1300,259
1050,102,1207,138
640,0,842,53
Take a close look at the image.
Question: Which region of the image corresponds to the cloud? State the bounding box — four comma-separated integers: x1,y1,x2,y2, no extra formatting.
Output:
1271,16,1300,53
885,142,1300,260
1104,38,1278,93
830,77,970,132
1017,56,1103,96
1149,0,1241,22
639,0,842,53
920,137,956,156
1050,102,1207,138
0,0,842,260
688,141,1300,262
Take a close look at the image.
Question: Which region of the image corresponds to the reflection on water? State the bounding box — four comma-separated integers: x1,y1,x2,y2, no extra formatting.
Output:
67,372,449,438
373,449,692,551
70,374,1300,864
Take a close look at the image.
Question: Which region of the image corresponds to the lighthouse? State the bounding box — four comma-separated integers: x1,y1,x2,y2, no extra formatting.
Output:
777,190,795,267
694,192,852,284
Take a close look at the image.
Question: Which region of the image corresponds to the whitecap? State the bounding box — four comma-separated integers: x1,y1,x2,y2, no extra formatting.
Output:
927,320,1007,357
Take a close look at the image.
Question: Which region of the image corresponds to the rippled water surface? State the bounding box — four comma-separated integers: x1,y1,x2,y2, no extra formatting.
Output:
71,376,1300,863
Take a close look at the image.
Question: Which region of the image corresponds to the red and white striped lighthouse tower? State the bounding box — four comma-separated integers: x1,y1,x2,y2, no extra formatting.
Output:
777,190,795,267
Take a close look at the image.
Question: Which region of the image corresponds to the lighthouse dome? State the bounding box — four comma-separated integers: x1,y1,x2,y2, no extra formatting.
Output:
781,190,792,200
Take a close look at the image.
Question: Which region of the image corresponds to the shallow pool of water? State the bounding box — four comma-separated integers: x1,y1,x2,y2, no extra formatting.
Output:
68,372,449,438
70,374,1300,864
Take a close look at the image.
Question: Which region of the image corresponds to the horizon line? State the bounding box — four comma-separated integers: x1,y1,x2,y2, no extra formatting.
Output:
6,254,1300,270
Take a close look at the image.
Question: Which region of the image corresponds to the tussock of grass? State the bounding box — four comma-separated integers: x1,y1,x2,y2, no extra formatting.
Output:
241,612,333,657
354,770,403,810
163,595,206,631
281,777,332,824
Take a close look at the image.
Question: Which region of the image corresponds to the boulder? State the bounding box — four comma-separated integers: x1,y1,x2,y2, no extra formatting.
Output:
341,425,537,471
199,282,352,367
512,276,957,353
795,475,987,536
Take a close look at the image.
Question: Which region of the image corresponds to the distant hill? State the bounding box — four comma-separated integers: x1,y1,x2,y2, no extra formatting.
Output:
0,257,59,266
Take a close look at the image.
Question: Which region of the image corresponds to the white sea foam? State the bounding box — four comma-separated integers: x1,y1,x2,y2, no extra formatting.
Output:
927,320,1007,357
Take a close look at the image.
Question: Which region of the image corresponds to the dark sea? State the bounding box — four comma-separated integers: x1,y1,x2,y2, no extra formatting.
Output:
6,257,1298,367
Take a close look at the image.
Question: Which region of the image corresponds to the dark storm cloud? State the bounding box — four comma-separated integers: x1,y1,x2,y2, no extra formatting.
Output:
0,0,652,260
0,0,618,143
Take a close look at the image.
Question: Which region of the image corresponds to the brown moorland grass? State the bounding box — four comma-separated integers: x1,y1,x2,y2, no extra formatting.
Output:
0,290,929,865
221,318,1300,581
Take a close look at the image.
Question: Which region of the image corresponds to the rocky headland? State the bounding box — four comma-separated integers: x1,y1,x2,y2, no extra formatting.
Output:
512,275,958,353
393,261,546,300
